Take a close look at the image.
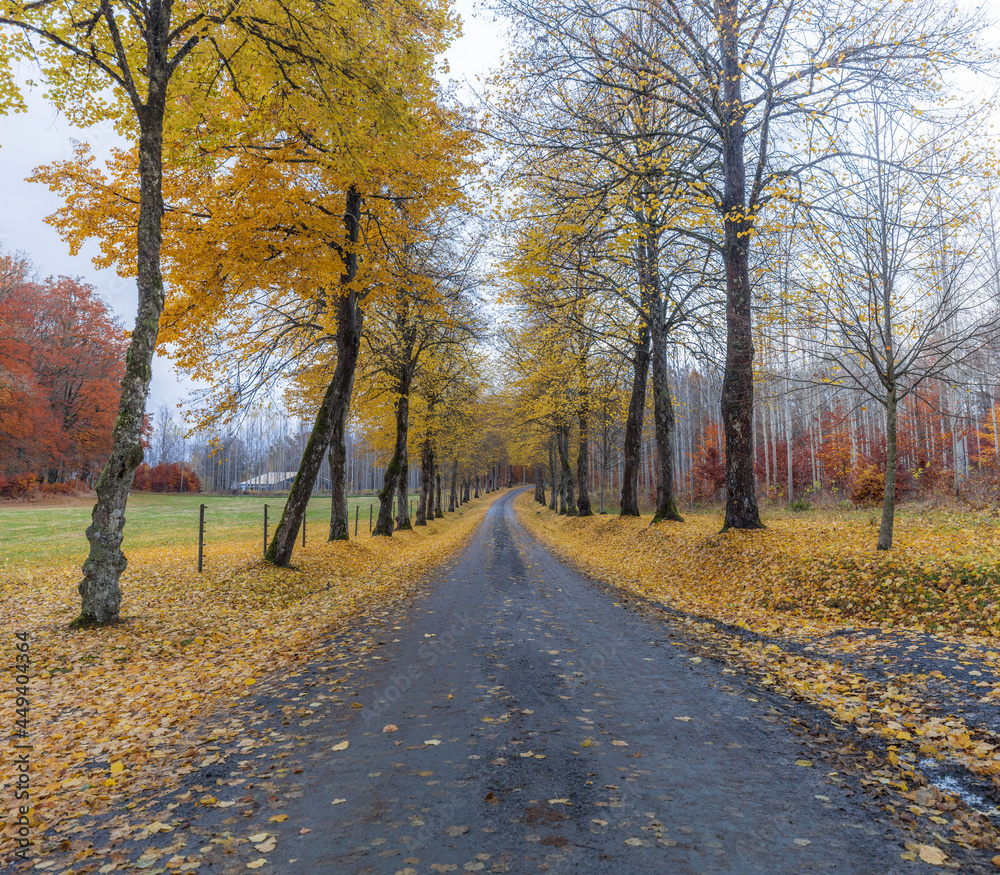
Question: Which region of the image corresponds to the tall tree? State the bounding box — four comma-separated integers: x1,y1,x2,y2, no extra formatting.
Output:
494,0,988,530
36,7,466,568
800,88,999,549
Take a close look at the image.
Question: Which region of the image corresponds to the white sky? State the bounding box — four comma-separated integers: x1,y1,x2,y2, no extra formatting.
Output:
0,0,507,416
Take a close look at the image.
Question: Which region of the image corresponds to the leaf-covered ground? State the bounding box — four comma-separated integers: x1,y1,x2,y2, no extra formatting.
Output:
517,495,1000,863
1,493,498,869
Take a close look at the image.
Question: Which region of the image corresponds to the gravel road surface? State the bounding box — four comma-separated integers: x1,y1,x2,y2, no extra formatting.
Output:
173,488,951,874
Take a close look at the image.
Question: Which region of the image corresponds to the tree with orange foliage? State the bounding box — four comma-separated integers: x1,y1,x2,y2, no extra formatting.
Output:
0,250,127,485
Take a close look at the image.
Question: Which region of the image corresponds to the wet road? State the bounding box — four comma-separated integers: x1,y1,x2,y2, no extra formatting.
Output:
187,487,933,875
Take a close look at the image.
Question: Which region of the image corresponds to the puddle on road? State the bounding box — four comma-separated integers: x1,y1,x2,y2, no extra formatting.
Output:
918,758,1000,819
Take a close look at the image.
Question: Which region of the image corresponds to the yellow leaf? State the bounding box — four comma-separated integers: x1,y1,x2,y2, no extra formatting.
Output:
331,740,349,751
110,761,125,775
268,814,289,823
795,760,813,767
917,845,947,866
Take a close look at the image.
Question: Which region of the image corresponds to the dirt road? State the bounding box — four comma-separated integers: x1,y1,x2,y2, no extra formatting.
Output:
169,487,968,875
64,488,993,874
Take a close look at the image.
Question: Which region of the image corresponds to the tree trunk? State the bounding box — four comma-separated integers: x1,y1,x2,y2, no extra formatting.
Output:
650,318,683,524
556,423,575,515
552,438,562,512
576,407,592,517
720,5,763,531
620,325,650,516
448,460,458,511
416,438,433,525
77,92,168,627
474,473,480,498
374,366,413,536
435,467,444,517
267,187,363,564
877,386,898,550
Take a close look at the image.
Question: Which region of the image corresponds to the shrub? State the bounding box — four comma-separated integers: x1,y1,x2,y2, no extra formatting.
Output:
39,481,77,496
0,474,35,499
850,465,885,506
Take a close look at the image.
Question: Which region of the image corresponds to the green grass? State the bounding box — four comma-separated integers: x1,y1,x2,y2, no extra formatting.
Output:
0,491,418,571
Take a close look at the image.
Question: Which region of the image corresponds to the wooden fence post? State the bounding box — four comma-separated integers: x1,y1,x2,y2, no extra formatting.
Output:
198,504,205,573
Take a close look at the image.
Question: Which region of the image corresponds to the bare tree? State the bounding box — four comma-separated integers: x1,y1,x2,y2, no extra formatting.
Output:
801,87,999,549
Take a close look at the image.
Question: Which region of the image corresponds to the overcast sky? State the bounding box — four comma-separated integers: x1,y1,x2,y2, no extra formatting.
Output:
0,0,507,417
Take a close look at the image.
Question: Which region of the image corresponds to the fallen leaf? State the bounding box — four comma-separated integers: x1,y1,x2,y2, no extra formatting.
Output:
331,740,349,751
917,845,947,866
246,861,266,870
268,814,289,823
424,739,442,746
331,799,346,805
382,725,398,733
548,798,571,805
674,716,691,722
795,760,813,767
444,825,470,837
248,833,269,843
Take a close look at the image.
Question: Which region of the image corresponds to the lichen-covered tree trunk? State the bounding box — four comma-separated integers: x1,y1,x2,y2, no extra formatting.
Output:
620,324,650,516
267,186,363,565
374,366,413,536
474,474,480,498
720,4,763,531
77,88,168,627
435,468,444,517
650,319,683,524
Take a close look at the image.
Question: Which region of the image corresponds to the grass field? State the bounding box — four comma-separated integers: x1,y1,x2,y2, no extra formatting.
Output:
0,491,417,571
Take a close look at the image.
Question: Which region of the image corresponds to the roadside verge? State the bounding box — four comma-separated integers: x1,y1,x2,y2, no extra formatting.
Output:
515,493,1000,862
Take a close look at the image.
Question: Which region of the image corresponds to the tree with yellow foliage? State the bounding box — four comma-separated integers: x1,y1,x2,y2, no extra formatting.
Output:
32,9,469,572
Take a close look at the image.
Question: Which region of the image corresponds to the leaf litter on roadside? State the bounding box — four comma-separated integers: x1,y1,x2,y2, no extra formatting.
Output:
0,495,498,869
518,496,1000,858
